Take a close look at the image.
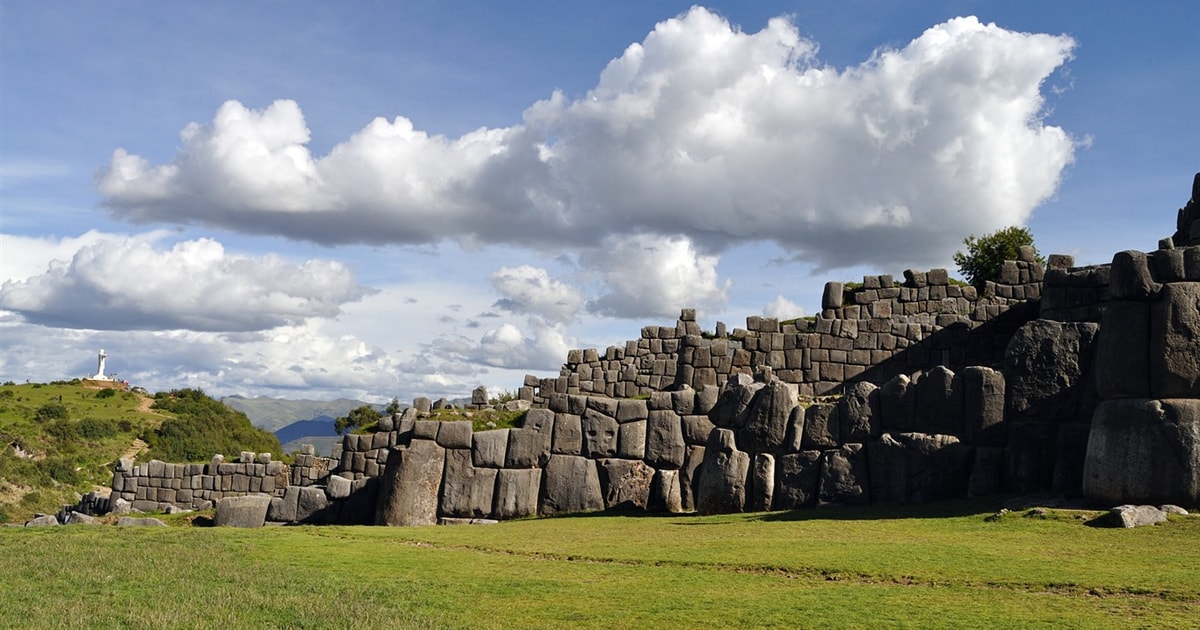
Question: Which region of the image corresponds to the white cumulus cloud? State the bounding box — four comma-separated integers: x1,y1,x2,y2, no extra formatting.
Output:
489,264,585,323
0,234,373,331
763,294,806,320
585,233,731,319
97,8,1077,270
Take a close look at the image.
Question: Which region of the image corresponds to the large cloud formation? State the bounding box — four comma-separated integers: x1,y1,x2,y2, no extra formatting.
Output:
0,235,372,331
98,9,1076,270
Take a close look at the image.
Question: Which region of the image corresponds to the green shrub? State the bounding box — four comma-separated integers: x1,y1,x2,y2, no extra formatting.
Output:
77,417,119,440
33,403,68,421
95,388,116,399
335,405,382,435
148,388,282,461
953,226,1043,288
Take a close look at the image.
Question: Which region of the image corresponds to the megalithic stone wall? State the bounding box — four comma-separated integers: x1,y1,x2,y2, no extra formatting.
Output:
530,263,1044,404
1083,183,1200,506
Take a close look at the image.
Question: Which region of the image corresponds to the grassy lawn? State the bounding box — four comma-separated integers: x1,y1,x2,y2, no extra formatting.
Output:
1,499,1196,628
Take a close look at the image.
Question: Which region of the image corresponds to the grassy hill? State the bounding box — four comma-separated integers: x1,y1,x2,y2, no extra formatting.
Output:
0,382,281,523
0,381,166,522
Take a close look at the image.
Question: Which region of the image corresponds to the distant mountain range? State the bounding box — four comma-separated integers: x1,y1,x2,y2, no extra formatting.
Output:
222,396,385,432
222,395,388,456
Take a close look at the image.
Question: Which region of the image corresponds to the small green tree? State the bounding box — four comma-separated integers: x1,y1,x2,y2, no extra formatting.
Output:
334,405,382,435
953,226,1043,288
385,398,401,415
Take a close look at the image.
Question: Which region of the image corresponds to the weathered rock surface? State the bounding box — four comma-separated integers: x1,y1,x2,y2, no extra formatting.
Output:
598,458,655,510
695,429,750,515
1083,398,1200,506
215,495,271,528
1150,282,1200,398
376,440,446,527
493,469,540,519
539,455,603,516
472,429,509,468
867,433,973,504
645,410,685,469
1094,300,1151,399
818,443,869,506
748,453,775,512
802,403,839,449
737,380,796,453
839,381,880,443
773,450,822,510
1006,320,1099,423
581,410,619,458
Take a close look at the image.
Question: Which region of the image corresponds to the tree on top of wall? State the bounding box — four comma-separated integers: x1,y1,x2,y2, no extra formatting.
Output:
953,226,1043,289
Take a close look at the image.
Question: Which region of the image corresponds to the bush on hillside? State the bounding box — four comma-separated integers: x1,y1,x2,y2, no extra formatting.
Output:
149,388,282,462
334,405,382,435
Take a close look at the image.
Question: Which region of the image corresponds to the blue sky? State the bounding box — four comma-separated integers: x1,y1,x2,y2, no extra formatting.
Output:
1,1,1196,402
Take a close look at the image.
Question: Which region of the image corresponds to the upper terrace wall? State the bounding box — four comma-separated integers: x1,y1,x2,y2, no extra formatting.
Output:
529,256,1045,403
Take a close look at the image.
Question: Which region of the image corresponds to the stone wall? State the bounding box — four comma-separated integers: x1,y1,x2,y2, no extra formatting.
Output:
531,260,1042,403
105,174,1200,523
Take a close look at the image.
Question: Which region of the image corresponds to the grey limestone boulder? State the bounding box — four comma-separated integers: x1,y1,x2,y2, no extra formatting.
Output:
649,469,684,513
581,410,619,458
748,453,775,512
472,429,509,468
505,428,548,468
296,485,334,523
866,433,973,504
115,517,166,527
679,445,706,512
598,458,655,510
376,440,446,526
773,450,822,510
801,403,839,449
25,514,59,527
681,415,715,445
326,474,352,500
617,420,647,459
1150,282,1200,398
1083,398,1200,506
493,469,541,519
961,366,1006,446
708,378,763,429
471,386,488,406
645,410,685,469
1110,250,1159,299
539,455,603,516
1005,320,1099,424
215,495,272,528
914,366,960,436
551,414,582,455
1101,505,1169,528
839,381,880,444
1094,300,1151,399
441,449,497,519
436,421,473,449
616,398,648,423
737,380,796,453
695,429,750,515
879,374,915,431
818,443,869,506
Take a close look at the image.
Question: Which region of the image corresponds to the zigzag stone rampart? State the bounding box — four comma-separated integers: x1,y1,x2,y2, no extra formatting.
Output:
99,174,1200,525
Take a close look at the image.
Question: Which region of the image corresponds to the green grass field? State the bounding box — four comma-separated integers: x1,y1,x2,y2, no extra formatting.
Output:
1,500,1196,628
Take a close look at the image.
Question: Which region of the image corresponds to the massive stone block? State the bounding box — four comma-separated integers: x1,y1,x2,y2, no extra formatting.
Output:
296,485,334,524
866,433,973,504
1150,282,1200,398
214,495,271,528
493,469,541,519
737,380,796,453
1003,422,1057,493
649,469,684,513
376,440,446,527
1110,250,1159,299
436,421,472,449
818,444,869,506
708,377,762,429
1094,301,1151,399
617,420,647,459
961,366,1005,446
695,429,750,515
539,455,603,516
680,445,705,512
914,366,961,436
598,458,655,510
681,415,716,446
748,453,775,512
581,409,619,458
773,450,822,510
551,413,582,455
441,449,498,518
878,374,915,431
801,403,839,449
1083,399,1200,506
1005,320,1099,424
505,428,548,468
645,410,686,469
472,429,509,468
839,381,880,444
